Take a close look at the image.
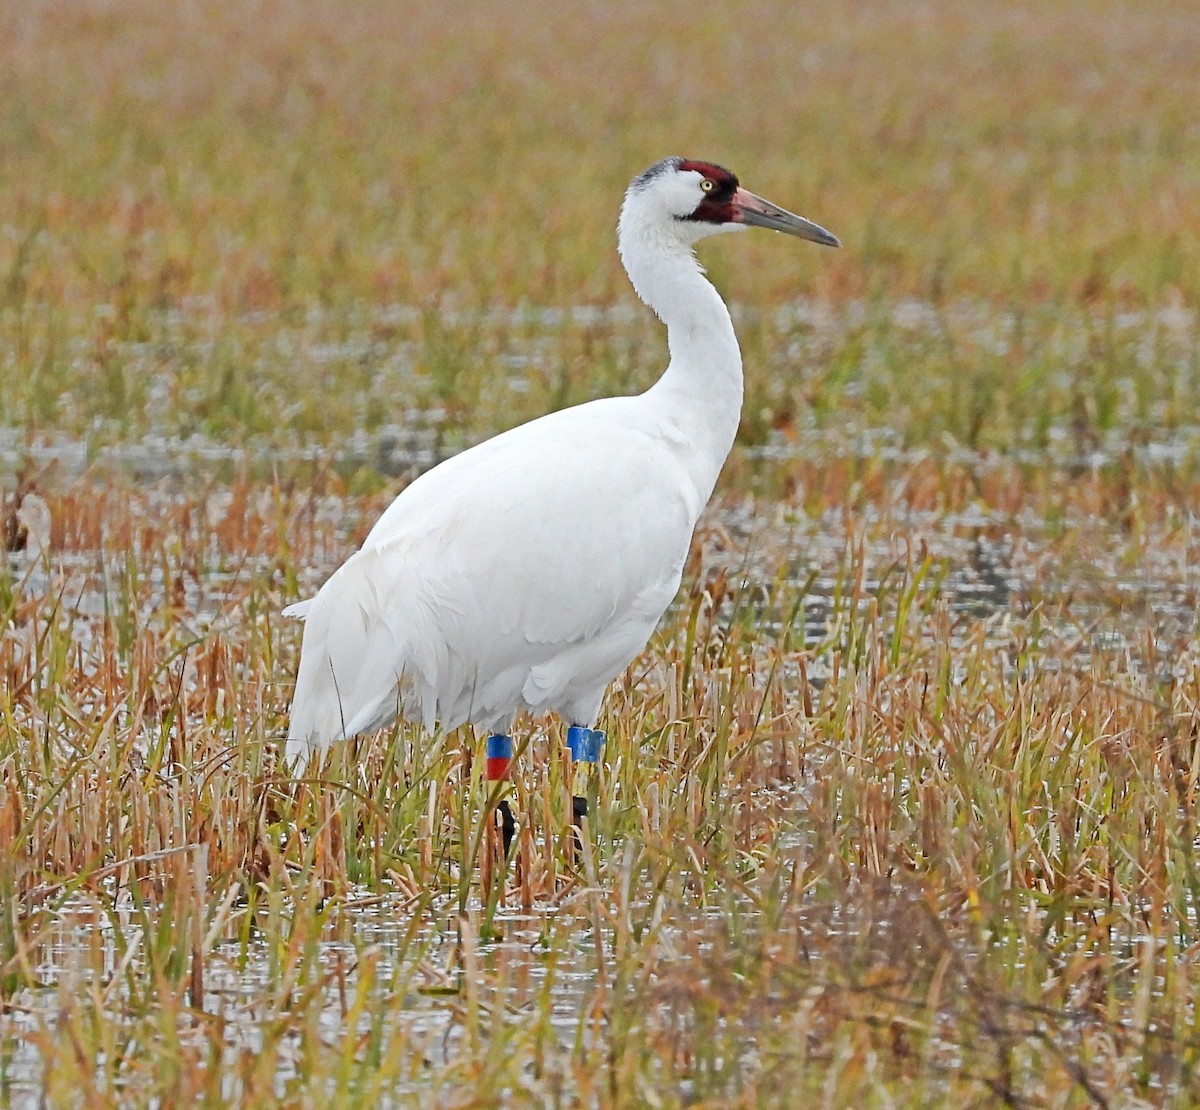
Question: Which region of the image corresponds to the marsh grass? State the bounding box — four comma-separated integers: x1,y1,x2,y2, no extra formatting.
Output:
3,0,1200,1104
3,461,1200,1104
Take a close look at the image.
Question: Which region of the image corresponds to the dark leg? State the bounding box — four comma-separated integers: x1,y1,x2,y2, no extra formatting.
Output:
566,726,605,860
486,733,515,859
570,794,588,859
496,798,516,858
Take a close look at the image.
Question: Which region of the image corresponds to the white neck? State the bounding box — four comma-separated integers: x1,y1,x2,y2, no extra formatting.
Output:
618,219,743,505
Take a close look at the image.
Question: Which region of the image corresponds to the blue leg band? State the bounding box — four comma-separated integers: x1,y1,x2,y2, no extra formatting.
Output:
566,726,605,763
486,734,514,759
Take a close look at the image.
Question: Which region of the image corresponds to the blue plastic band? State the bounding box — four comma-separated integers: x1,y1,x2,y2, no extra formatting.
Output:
486,733,513,759
567,726,605,763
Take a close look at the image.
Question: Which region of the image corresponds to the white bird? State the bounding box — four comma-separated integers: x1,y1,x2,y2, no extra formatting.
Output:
284,157,838,766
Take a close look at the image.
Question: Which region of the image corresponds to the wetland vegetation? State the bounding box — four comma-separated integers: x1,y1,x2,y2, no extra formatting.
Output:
2,1,1200,1105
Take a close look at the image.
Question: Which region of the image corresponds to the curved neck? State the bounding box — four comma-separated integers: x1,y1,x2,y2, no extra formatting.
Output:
618,226,743,502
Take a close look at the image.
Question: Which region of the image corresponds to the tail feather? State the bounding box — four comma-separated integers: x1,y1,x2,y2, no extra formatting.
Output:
284,551,436,765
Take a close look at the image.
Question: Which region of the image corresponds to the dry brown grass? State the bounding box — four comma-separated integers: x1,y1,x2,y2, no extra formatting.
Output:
2,0,1200,1104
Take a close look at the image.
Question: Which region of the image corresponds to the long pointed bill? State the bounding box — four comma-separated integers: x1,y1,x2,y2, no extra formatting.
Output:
734,187,840,247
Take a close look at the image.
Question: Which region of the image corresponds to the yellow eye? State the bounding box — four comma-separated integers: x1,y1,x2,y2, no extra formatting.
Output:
700,179,715,192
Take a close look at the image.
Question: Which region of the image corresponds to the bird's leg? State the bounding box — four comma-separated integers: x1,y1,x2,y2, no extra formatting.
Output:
566,726,605,860
485,733,516,859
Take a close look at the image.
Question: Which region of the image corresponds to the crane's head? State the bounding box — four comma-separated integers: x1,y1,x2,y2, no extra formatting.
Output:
621,157,840,249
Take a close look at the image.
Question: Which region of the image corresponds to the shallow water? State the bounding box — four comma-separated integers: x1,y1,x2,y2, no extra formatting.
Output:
0,890,598,1104
2,295,1198,482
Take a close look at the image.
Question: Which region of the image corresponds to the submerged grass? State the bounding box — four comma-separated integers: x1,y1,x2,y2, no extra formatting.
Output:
2,0,1200,1104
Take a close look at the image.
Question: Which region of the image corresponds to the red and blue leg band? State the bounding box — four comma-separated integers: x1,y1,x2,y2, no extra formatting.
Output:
486,733,513,781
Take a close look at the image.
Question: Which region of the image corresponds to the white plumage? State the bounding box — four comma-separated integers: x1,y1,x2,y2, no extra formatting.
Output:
285,157,837,765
